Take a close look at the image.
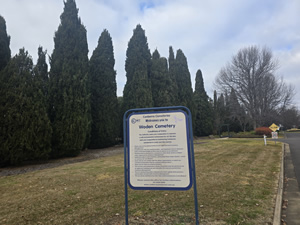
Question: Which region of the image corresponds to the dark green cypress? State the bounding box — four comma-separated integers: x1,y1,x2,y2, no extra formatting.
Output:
0,15,11,71
123,24,153,111
49,0,89,157
213,91,225,135
31,47,52,161
213,90,218,134
218,94,226,119
89,29,119,148
168,46,175,67
34,47,49,97
213,90,218,111
173,49,194,110
193,69,213,136
168,46,178,105
150,49,174,107
0,49,51,166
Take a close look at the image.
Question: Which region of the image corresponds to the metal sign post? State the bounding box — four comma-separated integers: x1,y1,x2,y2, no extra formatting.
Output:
123,106,199,225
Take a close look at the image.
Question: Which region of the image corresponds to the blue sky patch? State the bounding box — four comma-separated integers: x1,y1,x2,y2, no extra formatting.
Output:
139,1,155,12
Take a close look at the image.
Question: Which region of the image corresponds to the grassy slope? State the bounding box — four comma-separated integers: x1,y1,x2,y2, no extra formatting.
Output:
0,139,281,224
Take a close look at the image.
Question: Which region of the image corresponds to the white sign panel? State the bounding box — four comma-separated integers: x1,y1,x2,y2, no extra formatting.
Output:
128,110,192,190
272,132,278,139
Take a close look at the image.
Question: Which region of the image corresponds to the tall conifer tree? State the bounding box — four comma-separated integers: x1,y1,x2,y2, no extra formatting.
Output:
0,49,51,166
193,69,213,136
168,46,175,67
217,93,226,133
123,24,152,111
168,46,178,105
49,0,89,157
150,49,174,107
33,47,52,146
89,29,119,148
31,47,52,160
213,90,218,134
0,15,11,71
34,47,49,97
173,49,194,110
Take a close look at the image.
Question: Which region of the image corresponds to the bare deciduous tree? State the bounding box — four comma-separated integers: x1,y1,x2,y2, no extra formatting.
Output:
215,46,294,129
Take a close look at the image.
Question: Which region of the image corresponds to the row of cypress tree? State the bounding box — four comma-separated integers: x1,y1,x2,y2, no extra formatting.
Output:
0,47,52,166
0,0,213,166
122,24,214,136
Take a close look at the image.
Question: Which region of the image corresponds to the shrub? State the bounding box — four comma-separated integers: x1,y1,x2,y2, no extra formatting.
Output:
232,131,261,138
255,127,272,136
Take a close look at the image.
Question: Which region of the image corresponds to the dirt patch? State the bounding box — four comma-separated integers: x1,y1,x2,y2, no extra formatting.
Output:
0,145,124,177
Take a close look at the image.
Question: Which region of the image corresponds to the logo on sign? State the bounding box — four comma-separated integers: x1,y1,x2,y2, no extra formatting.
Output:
131,118,140,124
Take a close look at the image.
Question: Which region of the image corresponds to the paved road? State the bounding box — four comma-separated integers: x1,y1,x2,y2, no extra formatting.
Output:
277,133,300,224
283,133,300,186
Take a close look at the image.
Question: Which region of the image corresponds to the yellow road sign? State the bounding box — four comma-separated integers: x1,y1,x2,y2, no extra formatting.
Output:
269,123,279,132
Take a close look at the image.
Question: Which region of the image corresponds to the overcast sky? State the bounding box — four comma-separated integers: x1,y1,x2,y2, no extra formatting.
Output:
1,0,299,107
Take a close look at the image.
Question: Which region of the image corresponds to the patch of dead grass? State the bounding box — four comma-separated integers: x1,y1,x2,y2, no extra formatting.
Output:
0,139,281,224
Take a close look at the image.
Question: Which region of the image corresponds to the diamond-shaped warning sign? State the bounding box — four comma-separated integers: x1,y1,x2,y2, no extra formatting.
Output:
269,123,279,132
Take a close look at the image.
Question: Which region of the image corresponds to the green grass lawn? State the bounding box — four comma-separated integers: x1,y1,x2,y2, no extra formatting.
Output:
0,139,282,224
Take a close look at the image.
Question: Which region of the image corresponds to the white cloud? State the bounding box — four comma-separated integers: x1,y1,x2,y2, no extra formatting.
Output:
1,0,61,60
1,0,299,106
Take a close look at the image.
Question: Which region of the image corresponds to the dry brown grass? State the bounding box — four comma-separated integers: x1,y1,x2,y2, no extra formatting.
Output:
0,139,282,224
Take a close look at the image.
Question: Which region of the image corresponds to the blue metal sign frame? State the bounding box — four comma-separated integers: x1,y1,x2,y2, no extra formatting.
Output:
123,106,199,225
127,109,192,191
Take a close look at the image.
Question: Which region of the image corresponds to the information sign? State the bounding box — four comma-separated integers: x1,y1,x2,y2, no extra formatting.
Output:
127,110,192,190
272,132,278,139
